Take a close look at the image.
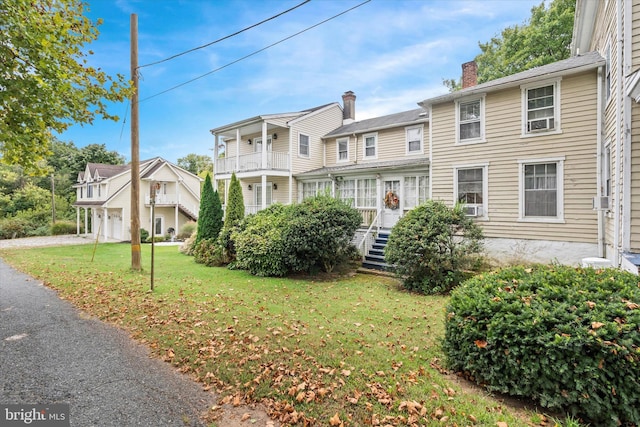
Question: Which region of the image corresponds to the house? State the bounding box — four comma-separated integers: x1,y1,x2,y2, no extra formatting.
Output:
418,52,605,266
571,0,640,272
73,157,202,242
210,98,345,214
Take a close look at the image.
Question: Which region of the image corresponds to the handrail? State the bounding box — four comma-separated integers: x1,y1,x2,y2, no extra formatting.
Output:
358,208,381,260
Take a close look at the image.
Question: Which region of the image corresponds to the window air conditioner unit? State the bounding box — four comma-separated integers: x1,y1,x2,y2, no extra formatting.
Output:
464,205,480,217
528,117,554,132
592,196,610,210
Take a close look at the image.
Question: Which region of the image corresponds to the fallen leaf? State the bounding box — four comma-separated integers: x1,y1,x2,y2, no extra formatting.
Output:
591,321,604,329
474,339,488,348
329,413,342,426
241,413,251,421
497,422,508,427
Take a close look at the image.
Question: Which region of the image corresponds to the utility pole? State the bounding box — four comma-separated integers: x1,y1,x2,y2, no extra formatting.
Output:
130,14,141,271
51,173,56,224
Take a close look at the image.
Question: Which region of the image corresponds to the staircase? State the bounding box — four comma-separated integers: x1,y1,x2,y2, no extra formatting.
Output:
178,204,198,221
362,231,391,271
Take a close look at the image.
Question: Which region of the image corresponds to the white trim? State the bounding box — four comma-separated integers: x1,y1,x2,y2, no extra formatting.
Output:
517,157,565,223
362,132,378,160
520,78,562,137
298,133,310,158
455,95,486,144
453,162,489,220
336,136,350,163
405,124,424,155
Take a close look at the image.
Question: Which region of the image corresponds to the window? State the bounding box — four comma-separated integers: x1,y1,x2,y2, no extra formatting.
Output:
254,136,272,152
454,165,487,217
605,45,611,102
522,80,560,135
154,217,163,236
337,138,349,162
604,145,611,198
86,183,93,198
404,175,429,209
299,133,309,157
519,158,564,221
337,179,355,207
406,126,423,154
357,178,376,207
363,133,377,159
456,98,484,142
302,181,332,199
255,183,273,207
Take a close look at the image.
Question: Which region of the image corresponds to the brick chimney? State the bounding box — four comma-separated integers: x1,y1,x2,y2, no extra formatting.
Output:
342,91,356,125
461,61,477,89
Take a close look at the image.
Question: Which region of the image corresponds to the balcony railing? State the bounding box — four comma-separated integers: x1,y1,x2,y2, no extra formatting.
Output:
216,151,289,174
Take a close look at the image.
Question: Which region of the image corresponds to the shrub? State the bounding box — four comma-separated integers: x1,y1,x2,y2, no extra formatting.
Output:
193,238,224,266
177,222,196,240
0,217,31,239
51,220,77,235
443,265,640,426
384,200,483,294
282,195,361,273
219,172,245,263
179,231,197,255
140,228,149,243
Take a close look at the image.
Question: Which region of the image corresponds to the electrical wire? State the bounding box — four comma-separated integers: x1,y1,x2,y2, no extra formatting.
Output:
140,0,371,103
138,0,311,69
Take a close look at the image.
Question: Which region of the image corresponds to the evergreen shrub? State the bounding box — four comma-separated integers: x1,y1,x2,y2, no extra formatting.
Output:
443,265,640,426
51,220,77,235
384,200,483,294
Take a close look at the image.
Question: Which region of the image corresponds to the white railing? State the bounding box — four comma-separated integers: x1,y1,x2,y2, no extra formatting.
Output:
358,209,380,259
216,151,289,174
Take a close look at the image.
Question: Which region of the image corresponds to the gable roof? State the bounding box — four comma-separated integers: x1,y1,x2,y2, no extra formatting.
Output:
324,108,428,139
79,163,129,182
210,102,341,139
419,51,605,107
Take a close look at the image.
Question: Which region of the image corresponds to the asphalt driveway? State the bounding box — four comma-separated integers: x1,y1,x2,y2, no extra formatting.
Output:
0,257,215,426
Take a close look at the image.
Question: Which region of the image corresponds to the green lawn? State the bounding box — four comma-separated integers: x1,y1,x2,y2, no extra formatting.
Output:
0,243,555,426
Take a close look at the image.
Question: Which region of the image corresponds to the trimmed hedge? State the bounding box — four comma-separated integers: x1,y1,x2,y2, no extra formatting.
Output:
443,265,640,426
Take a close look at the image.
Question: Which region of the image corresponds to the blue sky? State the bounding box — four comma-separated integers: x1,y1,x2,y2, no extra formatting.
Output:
60,0,542,163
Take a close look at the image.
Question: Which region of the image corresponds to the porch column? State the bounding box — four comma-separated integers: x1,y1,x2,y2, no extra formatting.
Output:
213,134,219,190
261,174,267,210
261,121,268,169
235,128,241,171
103,208,109,241
175,179,180,233
76,207,80,235
84,208,89,237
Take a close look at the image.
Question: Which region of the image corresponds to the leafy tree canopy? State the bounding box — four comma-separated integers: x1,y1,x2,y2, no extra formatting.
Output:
0,0,133,172
444,0,575,90
177,153,213,176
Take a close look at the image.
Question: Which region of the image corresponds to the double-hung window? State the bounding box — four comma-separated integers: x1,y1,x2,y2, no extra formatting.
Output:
456,96,484,143
356,178,376,207
406,126,423,154
519,158,564,221
454,165,487,218
299,133,310,157
522,80,560,135
337,137,349,162
404,175,429,209
337,179,355,207
363,133,377,159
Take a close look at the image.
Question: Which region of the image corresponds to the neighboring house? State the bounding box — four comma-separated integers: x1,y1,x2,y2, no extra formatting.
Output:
572,0,640,272
210,98,344,214
73,157,202,242
418,52,605,266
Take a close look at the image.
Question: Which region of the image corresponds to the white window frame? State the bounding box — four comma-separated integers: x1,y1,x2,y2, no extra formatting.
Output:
403,174,430,209
453,163,489,220
455,95,486,144
363,133,378,160
337,137,349,162
405,125,424,154
521,79,562,137
605,43,612,102
518,157,564,223
298,133,310,158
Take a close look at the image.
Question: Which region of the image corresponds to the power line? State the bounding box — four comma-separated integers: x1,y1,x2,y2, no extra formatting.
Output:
138,0,311,69
140,0,371,103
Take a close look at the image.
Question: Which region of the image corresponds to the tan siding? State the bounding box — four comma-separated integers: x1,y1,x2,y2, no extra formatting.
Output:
290,106,343,175
431,71,599,244
630,102,640,250
633,2,640,69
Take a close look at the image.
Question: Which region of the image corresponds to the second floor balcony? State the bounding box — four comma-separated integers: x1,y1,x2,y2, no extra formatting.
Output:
216,151,289,175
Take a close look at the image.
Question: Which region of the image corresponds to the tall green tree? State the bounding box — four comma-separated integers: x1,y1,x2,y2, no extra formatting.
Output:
219,172,245,262
195,174,223,244
0,0,132,172
444,0,575,89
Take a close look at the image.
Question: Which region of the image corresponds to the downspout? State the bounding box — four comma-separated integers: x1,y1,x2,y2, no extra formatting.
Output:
622,0,632,254
213,134,219,191
261,122,267,210
614,0,623,266
596,65,605,257
353,134,358,164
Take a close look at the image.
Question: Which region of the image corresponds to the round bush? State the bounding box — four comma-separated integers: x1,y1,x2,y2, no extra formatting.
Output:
51,220,78,235
385,200,483,294
443,265,640,426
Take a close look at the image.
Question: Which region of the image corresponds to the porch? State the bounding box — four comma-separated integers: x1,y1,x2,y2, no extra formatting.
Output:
216,151,290,174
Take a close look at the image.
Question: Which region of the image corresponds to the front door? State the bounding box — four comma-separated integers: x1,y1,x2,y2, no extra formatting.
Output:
382,179,401,228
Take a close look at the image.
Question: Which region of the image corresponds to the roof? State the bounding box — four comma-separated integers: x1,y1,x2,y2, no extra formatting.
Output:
80,163,129,181
295,157,430,179
419,51,605,107
324,108,428,138
209,102,340,137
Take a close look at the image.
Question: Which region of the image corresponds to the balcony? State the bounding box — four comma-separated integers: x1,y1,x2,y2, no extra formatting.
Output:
216,151,289,174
